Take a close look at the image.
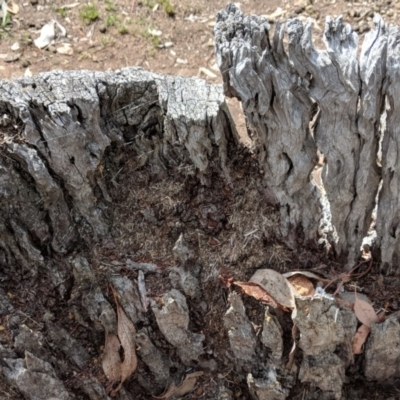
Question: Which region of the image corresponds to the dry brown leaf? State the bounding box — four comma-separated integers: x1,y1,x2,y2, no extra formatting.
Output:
234,282,278,308
352,324,371,354
116,299,137,383
354,294,378,327
110,286,138,395
102,333,122,383
287,275,315,297
283,270,328,281
154,371,203,399
250,269,296,310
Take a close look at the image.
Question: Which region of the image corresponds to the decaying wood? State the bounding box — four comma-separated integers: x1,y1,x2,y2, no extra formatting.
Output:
215,9,323,247
287,15,361,263
0,68,235,276
375,27,400,271
2,5,400,400
214,5,393,269
348,16,387,267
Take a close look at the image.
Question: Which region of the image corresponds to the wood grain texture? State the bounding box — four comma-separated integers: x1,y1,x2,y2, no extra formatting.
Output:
215,4,391,268
0,68,234,275
215,5,323,248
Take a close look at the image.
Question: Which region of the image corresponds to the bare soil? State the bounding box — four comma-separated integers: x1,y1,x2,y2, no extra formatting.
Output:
1,0,400,399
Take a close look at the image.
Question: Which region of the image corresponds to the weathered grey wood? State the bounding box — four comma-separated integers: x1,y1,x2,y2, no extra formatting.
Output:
0,68,235,276
375,27,400,272
286,17,361,262
215,5,323,247
215,4,391,268
347,16,387,266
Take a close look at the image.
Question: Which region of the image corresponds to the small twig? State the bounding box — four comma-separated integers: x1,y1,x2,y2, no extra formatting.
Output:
17,310,41,327
138,271,149,312
351,259,373,279
324,258,373,294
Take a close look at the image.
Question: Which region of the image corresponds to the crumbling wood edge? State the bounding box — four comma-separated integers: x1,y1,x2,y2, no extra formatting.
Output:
0,67,238,275
215,4,399,271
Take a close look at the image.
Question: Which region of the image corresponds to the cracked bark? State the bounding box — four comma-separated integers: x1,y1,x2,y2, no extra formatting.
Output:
215,5,390,268
375,27,400,271
215,7,323,247
0,68,235,277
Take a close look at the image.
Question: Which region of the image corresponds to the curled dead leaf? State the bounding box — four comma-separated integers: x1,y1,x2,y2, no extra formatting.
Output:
287,275,315,297
352,324,371,354
283,270,328,281
250,269,296,310
234,281,278,308
154,371,203,400
109,286,138,396
102,334,122,383
354,294,378,327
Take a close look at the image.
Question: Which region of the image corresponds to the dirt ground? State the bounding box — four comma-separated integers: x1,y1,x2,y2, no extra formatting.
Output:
1,1,400,399
1,0,399,82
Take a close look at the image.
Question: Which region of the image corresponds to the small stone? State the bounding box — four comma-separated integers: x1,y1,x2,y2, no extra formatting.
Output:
294,6,304,14
30,0,38,4
11,42,20,51
305,5,314,14
99,25,107,34
21,60,31,68
4,53,21,62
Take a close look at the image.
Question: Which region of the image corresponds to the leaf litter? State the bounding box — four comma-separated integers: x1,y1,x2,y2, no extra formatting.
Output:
250,269,296,310
102,333,122,383
154,371,204,400
101,286,138,396
223,263,390,358
350,290,386,354
234,281,278,308
353,291,379,327
352,324,371,354
286,275,315,297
